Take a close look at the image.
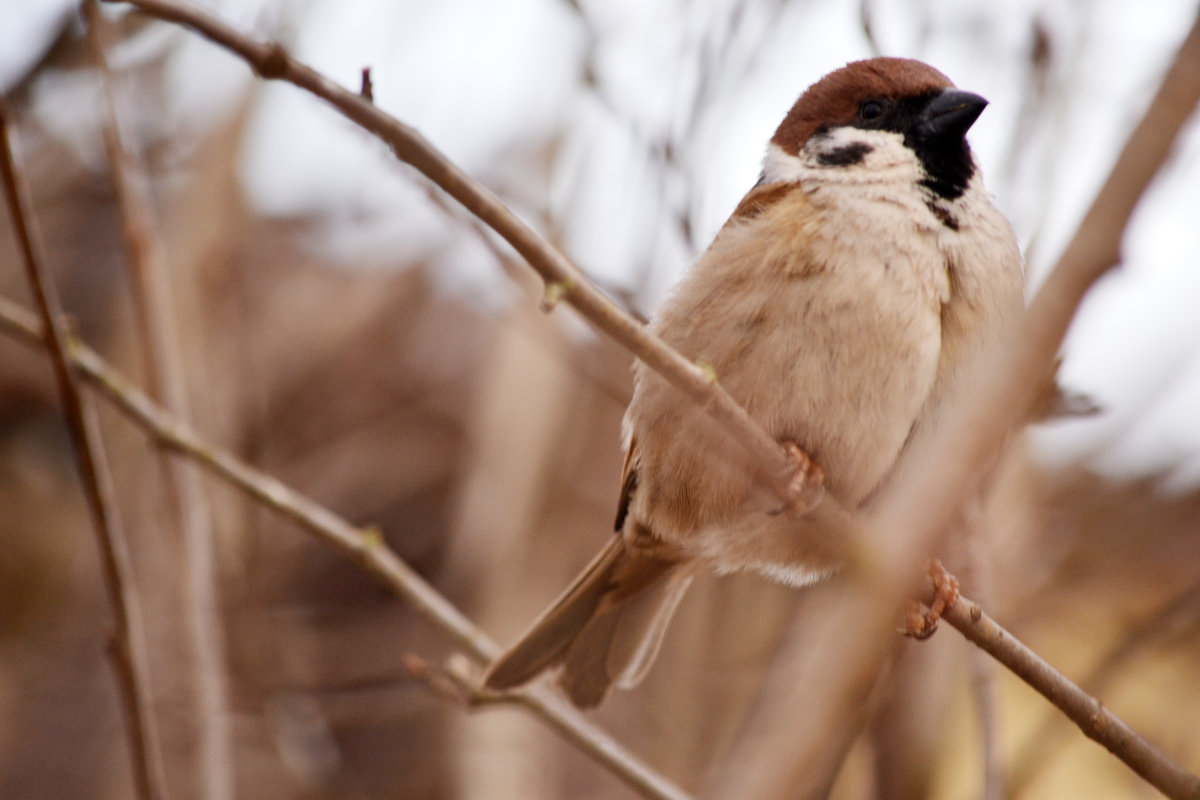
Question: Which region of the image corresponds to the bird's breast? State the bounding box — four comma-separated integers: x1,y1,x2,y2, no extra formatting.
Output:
625,186,952,545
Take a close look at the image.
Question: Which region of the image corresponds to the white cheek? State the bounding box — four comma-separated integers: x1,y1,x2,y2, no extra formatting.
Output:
811,125,871,154
761,142,808,184
760,129,917,187
811,127,909,167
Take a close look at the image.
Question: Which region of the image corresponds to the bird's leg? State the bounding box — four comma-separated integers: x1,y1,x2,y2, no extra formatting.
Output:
769,440,825,515
903,559,959,640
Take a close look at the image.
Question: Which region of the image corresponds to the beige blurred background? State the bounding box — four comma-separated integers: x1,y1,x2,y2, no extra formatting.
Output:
1,2,1199,799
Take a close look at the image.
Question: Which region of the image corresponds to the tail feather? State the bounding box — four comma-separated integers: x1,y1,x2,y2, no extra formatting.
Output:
482,536,689,708
607,570,694,689
483,537,625,691
558,609,623,708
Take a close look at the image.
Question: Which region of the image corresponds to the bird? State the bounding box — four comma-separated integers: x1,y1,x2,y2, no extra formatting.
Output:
482,57,1025,708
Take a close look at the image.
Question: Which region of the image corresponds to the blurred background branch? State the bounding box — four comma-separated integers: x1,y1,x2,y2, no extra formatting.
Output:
82,3,234,798
0,99,167,800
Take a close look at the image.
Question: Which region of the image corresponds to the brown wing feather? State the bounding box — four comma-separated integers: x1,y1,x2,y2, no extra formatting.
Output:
555,547,685,707
614,435,638,531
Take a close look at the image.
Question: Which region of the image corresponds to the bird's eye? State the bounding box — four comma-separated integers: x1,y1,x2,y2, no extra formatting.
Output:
859,100,884,122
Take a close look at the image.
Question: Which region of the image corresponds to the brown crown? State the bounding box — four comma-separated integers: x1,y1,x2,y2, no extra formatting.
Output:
770,58,955,154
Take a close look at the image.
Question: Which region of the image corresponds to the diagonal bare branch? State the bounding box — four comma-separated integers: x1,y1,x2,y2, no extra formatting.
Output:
101,0,805,503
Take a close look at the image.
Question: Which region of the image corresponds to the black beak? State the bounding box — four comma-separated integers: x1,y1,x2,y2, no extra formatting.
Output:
916,89,988,140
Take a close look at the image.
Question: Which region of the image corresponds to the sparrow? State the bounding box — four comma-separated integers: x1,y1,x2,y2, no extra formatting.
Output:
483,57,1025,708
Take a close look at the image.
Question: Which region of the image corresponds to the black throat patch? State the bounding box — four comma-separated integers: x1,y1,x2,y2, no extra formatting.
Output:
910,134,975,201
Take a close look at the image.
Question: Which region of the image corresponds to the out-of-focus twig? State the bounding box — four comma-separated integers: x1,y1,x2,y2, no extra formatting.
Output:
0,100,168,800
965,529,1005,800
0,295,695,800
859,0,882,57
83,6,234,799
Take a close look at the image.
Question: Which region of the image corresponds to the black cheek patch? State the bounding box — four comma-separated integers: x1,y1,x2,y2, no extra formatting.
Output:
815,142,874,167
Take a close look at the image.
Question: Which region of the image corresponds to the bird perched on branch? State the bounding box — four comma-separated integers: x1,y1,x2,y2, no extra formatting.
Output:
484,57,1024,708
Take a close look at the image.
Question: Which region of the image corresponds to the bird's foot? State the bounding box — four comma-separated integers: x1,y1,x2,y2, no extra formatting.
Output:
902,559,959,640
769,440,825,516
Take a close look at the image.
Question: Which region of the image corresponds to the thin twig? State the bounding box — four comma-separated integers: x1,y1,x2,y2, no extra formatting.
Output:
83,6,234,799
359,66,373,103
0,100,168,800
944,594,1200,800
0,295,694,800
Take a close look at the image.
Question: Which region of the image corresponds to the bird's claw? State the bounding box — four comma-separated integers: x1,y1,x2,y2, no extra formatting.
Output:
902,559,959,639
769,441,825,516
